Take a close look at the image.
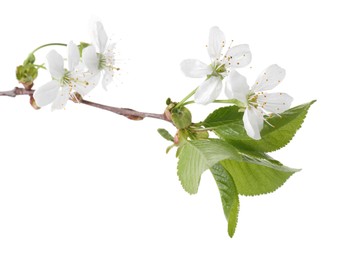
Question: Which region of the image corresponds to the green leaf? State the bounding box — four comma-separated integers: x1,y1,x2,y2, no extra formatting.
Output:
210,163,240,238
203,105,243,127
221,151,299,196
157,128,174,142
177,139,240,194
203,101,316,152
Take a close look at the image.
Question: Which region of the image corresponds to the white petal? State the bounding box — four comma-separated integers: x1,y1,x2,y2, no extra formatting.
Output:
224,44,251,68
180,59,212,78
208,26,225,61
102,71,113,90
82,46,99,72
251,64,286,92
225,70,249,104
257,92,293,113
68,41,80,71
46,50,64,79
33,80,60,107
194,76,223,105
92,21,108,53
74,71,101,96
243,107,264,140
51,87,70,111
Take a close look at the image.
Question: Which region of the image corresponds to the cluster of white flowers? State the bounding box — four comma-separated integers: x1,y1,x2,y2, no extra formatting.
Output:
34,22,117,110
181,26,293,140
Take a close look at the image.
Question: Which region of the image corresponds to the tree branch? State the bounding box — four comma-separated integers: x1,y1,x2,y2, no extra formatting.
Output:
1,87,171,122
0,87,34,97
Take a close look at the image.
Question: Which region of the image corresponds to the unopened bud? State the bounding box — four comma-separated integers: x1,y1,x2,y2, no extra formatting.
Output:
171,107,192,129
16,64,38,85
23,53,36,65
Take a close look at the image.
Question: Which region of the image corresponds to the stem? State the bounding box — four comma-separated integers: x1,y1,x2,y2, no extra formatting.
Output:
178,99,244,107
0,87,171,123
183,101,195,106
213,99,234,104
213,99,245,107
175,87,197,108
32,43,67,54
80,99,170,122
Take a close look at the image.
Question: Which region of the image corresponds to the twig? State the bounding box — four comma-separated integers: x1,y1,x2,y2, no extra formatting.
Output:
0,87,171,122
0,87,34,97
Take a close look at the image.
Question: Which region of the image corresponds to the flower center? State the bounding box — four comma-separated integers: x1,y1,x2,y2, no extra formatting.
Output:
247,93,258,108
208,63,226,79
98,52,119,73
99,53,107,70
61,70,72,86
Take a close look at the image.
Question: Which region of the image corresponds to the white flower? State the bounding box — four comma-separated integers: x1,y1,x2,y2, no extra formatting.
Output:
82,21,118,90
180,26,251,105
33,42,98,110
225,64,293,140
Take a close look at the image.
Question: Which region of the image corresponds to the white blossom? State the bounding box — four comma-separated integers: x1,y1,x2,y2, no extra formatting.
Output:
181,26,251,104
34,42,97,110
225,65,293,140
82,21,118,90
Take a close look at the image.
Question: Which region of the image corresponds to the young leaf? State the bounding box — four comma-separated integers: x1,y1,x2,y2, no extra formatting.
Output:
177,139,240,194
210,163,240,238
203,101,316,152
157,128,174,142
221,151,299,196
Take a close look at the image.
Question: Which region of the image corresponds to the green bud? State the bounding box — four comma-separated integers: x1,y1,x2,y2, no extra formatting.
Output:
171,107,192,129
16,64,38,84
23,53,36,65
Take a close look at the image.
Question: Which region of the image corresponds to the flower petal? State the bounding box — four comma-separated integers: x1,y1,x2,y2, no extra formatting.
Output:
243,107,264,140
102,71,113,90
82,46,99,72
180,59,212,78
194,76,223,105
208,26,225,61
46,50,64,79
68,41,80,71
224,44,251,68
257,92,293,113
251,64,286,92
92,21,108,53
74,71,101,96
225,70,249,104
33,80,60,107
51,86,70,111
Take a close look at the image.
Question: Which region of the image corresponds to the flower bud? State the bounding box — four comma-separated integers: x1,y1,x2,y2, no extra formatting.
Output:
16,64,38,85
23,53,36,65
171,107,192,129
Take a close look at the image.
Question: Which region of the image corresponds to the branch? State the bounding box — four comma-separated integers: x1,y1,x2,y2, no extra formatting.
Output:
1,87,171,122
0,87,34,97
80,99,170,121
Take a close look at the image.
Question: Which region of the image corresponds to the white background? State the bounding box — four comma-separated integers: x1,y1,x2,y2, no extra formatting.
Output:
0,0,344,259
